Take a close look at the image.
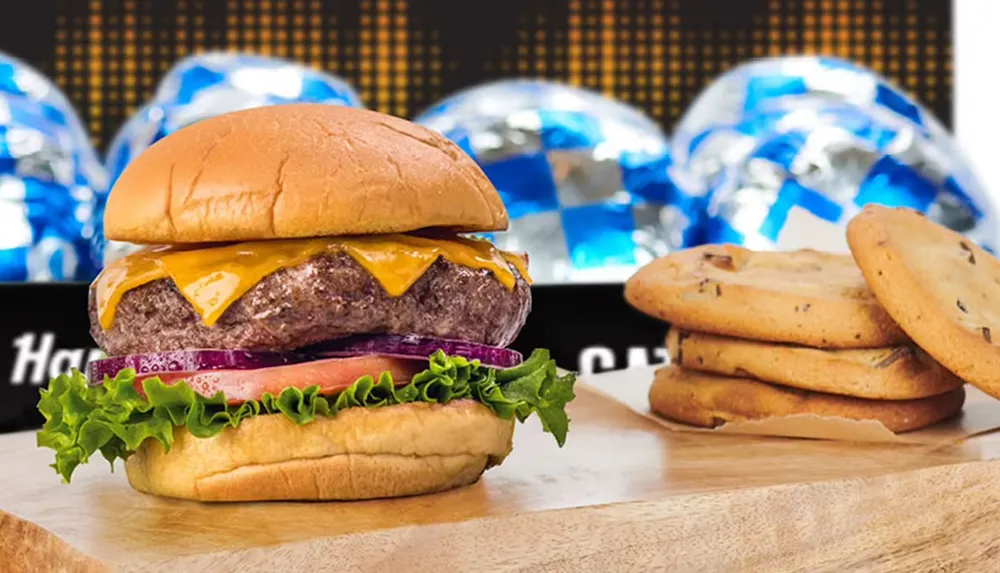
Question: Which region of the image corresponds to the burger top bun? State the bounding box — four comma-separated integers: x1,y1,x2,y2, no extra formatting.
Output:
103,103,509,244
124,400,515,502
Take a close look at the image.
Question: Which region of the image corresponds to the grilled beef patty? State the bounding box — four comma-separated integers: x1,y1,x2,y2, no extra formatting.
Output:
90,253,531,356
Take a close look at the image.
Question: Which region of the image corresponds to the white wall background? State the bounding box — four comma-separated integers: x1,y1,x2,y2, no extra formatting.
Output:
955,0,1000,202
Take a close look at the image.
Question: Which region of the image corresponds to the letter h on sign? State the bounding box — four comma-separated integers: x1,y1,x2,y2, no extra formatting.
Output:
10,332,102,385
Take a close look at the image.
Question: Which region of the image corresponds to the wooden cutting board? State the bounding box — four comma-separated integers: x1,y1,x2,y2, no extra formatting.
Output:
4,382,1000,572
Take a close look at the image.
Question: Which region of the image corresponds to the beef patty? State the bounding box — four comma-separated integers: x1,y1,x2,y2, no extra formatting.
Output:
90,253,532,356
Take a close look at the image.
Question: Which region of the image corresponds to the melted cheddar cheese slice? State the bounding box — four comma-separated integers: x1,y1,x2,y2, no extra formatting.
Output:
94,234,531,330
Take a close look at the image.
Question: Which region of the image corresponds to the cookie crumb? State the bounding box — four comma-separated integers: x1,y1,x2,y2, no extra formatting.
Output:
960,241,976,264
675,330,690,364
957,299,969,313
702,252,736,271
874,347,910,369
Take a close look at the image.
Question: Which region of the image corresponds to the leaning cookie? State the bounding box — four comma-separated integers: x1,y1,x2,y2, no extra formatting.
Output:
624,244,906,348
666,328,963,400
649,366,965,433
848,205,1000,400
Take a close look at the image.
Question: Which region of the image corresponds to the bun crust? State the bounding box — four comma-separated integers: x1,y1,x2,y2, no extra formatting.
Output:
124,400,515,502
104,104,508,243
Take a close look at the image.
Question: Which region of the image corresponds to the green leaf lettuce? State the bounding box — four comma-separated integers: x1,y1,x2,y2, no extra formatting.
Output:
37,349,576,483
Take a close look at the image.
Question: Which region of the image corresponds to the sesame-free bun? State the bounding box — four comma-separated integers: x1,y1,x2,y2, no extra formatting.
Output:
104,104,508,244
124,400,515,502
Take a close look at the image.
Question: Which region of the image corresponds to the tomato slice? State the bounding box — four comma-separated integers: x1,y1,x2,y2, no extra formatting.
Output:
134,355,424,403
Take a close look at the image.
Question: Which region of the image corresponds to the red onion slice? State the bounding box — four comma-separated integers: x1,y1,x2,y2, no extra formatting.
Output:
305,334,523,368
87,335,523,385
86,349,309,385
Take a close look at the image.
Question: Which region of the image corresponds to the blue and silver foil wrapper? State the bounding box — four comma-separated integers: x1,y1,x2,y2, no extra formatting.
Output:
0,52,106,281
101,52,364,265
672,56,997,253
416,80,689,284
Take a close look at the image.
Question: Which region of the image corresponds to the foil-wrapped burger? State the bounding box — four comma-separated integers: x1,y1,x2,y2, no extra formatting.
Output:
416,80,692,284
0,52,106,281
670,56,996,253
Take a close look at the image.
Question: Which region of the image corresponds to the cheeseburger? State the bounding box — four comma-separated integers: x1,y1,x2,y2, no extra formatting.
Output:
37,104,576,502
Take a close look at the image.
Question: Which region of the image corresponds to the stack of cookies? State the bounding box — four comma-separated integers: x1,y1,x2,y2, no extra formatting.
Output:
623,205,978,433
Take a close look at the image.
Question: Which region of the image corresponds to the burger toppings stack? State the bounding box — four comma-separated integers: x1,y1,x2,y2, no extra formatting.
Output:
37,104,576,502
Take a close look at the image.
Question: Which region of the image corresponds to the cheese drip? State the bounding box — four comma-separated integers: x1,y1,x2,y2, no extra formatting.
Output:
95,235,531,330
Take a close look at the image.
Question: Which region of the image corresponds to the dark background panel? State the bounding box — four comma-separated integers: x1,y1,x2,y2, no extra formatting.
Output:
0,0,954,152
0,285,92,434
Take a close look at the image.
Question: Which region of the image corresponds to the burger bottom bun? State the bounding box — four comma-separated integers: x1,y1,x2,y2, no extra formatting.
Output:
124,400,515,502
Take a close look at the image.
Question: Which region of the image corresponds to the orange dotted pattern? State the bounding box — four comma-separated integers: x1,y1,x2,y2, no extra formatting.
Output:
51,0,951,150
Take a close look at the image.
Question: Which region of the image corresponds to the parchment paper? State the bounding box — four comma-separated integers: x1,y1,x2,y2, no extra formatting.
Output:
580,365,1000,444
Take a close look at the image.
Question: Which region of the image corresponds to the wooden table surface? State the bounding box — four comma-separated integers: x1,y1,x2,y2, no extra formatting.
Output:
4,381,1000,572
